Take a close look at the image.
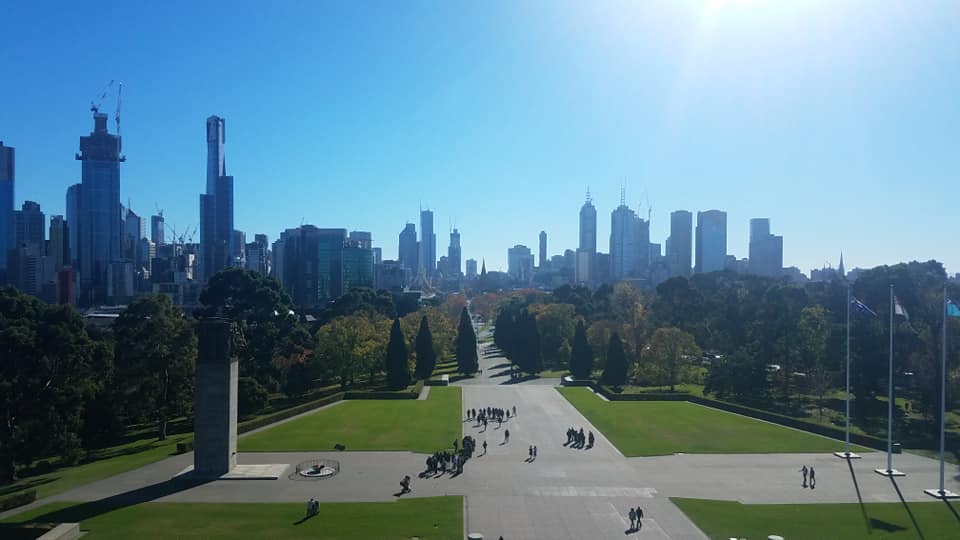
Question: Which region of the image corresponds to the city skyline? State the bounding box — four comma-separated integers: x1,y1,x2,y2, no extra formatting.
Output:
2,1,958,274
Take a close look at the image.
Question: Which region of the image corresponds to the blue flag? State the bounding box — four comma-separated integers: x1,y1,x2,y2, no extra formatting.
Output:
948,300,960,318
851,297,878,317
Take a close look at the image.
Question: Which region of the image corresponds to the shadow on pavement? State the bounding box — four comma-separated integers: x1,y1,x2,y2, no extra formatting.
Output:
3,475,212,526
890,477,925,540
845,457,871,533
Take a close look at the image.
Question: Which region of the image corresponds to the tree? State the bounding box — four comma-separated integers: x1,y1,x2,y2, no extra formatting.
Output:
0,287,96,482
455,307,479,375
238,377,270,417
647,327,701,392
197,267,310,389
314,315,384,389
414,315,437,380
529,303,575,369
569,319,593,379
114,294,196,441
385,318,411,388
601,333,628,387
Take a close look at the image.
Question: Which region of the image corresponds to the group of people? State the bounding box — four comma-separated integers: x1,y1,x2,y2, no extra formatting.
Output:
423,436,477,477
627,506,645,531
565,427,593,449
527,445,538,461
800,465,816,488
305,498,320,517
468,405,516,429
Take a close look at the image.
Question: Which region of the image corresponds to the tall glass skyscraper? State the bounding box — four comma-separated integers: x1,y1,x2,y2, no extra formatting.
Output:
0,142,13,276
668,210,693,277
419,209,435,277
77,112,123,303
577,190,597,284
200,115,234,281
695,210,727,274
398,223,418,273
447,228,461,277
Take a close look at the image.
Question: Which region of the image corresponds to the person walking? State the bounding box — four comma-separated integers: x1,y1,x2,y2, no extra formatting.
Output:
628,507,637,530
809,466,816,488
513,405,517,416
504,429,510,443
800,465,809,488
400,475,411,494
483,440,488,454
528,445,533,460
533,445,538,459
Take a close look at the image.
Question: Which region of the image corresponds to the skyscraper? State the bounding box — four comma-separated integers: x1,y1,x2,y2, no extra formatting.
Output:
344,231,374,290
76,111,123,304
695,210,727,274
419,209,436,277
0,142,13,277
507,244,534,282
151,214,165,245
465,258,478,278
275,226,347,307
49,215,69,272
747,218,783,277
538,231,547,268
200,115,234,281
398,223,418,273
667,210,692,277
577,190,597,284
14,201,44,249
66,183,80,266
447,228,461,277
610,202,638,281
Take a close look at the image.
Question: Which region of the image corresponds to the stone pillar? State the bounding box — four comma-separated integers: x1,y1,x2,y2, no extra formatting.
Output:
193,318,238,477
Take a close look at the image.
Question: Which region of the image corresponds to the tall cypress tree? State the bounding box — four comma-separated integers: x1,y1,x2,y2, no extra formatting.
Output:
455,307,479,374
385,318,411,388
414,315,436,380
570,319,593,379
525,310,543,374
601,332,628,387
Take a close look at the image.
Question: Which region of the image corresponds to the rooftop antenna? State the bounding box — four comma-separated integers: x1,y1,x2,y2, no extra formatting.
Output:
620,185,626,206
585,186,592,203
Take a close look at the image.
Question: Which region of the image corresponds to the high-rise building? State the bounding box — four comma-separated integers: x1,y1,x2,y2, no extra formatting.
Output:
49,215,69,272
747,218,783,278
66,184,80,266
419,209,436,277
344,231,374,290
398,223,418,273
695,210,727,274
0,142,13,276
538,231,547,268
507,244,534,282
76,111,123,304
245,234,270,276
151,214,165,245
667,210,692,277
609,191,651,282
231,229,246,266
14,201,45,249
465,258,478,278
275,226,347,308
578,190,597,283
447,228,461,277
200,115,234,282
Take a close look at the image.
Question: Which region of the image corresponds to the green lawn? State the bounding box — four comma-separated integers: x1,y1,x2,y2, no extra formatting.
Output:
557,387,869,456
672,497,960,540
239,386,462,453
1,497,463,539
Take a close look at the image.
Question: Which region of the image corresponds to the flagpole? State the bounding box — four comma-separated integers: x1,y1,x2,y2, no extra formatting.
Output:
836,284,860,459
877,284,903,476
940,287,946,493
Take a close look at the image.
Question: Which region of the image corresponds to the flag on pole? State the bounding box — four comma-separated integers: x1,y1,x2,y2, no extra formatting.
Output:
851,297,878,317
948,300,960,318
894,296,910,319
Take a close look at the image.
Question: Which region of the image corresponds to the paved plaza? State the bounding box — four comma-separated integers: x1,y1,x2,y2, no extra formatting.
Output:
4,328,960,539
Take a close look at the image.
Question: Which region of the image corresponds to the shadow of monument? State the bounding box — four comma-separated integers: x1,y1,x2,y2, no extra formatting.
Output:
869,518,907,532
489,363,512,370
4,476,212,526
501,374,539,385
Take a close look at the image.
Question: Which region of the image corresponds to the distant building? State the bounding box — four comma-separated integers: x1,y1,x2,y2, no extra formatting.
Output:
609,195,650,281
667,210,692,277
14,201,45,249
578,190,597,283
0,142,13,276
724,255,749,274
419,209,436,277
695,210,727,273
447,228,461,277
232,230,246,267
782,266,808,284
507,244,534,283
539,231,547,268
49,215,69,272
374,259,407,291
343,231,374,290
747,218,783,278
398,223,418,274
66,183,80,267
465,258,478,278
199,115,234,282
245,234,270,276
275,226,347,308
151,214,165,245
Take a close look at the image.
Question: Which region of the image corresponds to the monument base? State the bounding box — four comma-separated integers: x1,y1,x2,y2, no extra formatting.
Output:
874,468,906,477
833,451,861,459
176,463,289,480
924,488,960,499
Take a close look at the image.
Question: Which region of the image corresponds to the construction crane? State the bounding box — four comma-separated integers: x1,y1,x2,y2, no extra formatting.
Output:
89,80,115,113
155,203,163,218
115,82,123,154
185,225,197,244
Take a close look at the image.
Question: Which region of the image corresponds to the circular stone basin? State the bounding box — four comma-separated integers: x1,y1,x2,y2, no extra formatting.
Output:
299,465,336,478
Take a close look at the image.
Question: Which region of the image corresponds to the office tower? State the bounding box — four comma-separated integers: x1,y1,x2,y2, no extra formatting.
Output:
447,228,461,277
507,245,534,282
200,115,234,281
372,248,382,265
276,226,346,307
398,223,418,273
609,191,651,281
66,183,80,266
231,230,246,266
49,215,69,271
465,258,478,278
151,214,165,245
245,234,270,276
344,231,374,290
694,210,727,273
122,206,145,261
667,210,693,277
76,110,123,304
14,201,45,249
538,231,547,268
0,142,13,276
419,209,436,277
8,201,45,295
577,190,597,283
747,218,783,278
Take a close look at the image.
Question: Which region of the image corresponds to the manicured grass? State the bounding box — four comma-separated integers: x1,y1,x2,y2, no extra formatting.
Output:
672,497,960,540
239,386,462,453
2,497,463,539
557,387,869,456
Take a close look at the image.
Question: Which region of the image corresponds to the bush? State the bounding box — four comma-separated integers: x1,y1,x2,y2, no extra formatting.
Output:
344,380,423,400
175,441,194,454
238,377,270,417
0,489,36,511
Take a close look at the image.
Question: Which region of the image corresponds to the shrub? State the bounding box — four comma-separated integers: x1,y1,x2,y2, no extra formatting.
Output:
0,489,37,511
238,377,270,417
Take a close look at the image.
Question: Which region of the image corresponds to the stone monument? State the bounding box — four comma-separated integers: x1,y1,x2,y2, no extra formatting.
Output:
193,318,238,477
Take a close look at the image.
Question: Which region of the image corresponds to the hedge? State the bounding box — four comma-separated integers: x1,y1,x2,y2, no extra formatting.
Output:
591,383,888,451
343,380,424,400
237,391,344,434
0,488,36,511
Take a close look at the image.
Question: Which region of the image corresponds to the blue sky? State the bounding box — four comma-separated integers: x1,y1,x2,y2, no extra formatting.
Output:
2,1,958,274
